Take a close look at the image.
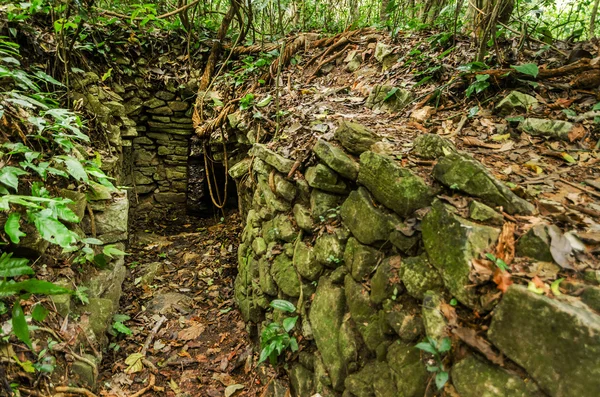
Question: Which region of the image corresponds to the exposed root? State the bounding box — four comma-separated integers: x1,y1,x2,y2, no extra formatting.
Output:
126,375,158,397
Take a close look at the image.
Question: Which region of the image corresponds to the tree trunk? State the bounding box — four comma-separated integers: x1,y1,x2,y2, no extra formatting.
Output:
591,0,600,38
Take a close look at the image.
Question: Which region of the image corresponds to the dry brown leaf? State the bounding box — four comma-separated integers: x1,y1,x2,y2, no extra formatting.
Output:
178,323,205,340
495,222,516,265
469,259,493,284
462,137,502,149
453,326,504,366
492,268,513,293
440,302,458,327
568,124,586,142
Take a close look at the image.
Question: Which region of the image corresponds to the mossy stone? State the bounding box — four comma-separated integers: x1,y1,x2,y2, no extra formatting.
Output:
294,241,322,281
310,189,342,220
289,363,315,397
366,85,413,113
252,237,267,256
515,223,557,263
470,200,504,225
258,257,278,296
358,151,433,217
335,121,381,154
495,91,539,116
452,355,541,397
229,158,252,179
422,290,448,342
488,285,600,397
370,256,403,305
274,173,297,201
401,254,444,300
314,233,345,268
271,253,300,297
386,340,428,397
313,139,359,180
422,200,499,308
519,118,574,141
433,153,535,215
251,144,295,173
412,133,457,159
293,204,314,232
340,187,398,245
306,163,348,194
309,276,355,391
344,361,396,397
344,237,384,281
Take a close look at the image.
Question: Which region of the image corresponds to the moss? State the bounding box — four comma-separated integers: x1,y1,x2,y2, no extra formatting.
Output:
306,163,348,194
340,187,396,245
358,151,432,217
452,356,540,397
401,254,444,300
489,285,600,397
271,253,300,297
313,139,359,180
412,134,457,159
335,121,381,154
344,237,384,281
422,200,499,308
433,153,535,215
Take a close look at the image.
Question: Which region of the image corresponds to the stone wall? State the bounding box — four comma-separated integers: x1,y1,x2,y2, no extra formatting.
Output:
230,122,600,397
120,79,195,220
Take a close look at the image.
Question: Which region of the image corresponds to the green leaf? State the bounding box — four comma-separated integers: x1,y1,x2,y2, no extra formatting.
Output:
527,281,545,295
31,209,77,248
12,301,32,348
5,213,26,244
283,316,298,332
258,342,276,364
31,304,48,322
383,87,399,102
0,166,29,191
82,238,104,245
0,252,33,277
593,102,600,111
511,63,539,78
103,244,128,258
56,157,89,183
256,95,272,107
551,278,564,296
435,371,449,390
561,152,576,164
113,321,132,335
33,70,63,86
438,337,452,353
0,279,72,296
468,106,479,118
270,299,296,313
415,342,437,355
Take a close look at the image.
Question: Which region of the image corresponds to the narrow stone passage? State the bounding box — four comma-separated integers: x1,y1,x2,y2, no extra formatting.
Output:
98,213,262,396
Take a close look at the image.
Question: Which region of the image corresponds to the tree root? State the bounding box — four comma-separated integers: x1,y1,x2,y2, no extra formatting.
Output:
127,375,159,397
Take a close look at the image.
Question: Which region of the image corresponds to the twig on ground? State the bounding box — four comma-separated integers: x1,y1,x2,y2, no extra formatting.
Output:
559,178,600,199
54,386,98,397
141,315,167,356
127,375,157,397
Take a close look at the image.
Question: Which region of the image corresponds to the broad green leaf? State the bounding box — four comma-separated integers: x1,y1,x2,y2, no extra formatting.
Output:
0,279,72,295
0,166,29,191
0,252,32,277
415,342,437,355
113,321,132,335
82,237,104,245
435,371,449,390
4,213,26,244
103,244,128,258
31,209,77,248
113,313,131,322
270,299,296,313
511,63,539,78
383,87,399,102
256,95,272,107
438,337,452,353
13,355,35,373
283,316,298,332
33,70,63,86
12,301,32,348
289,337,298,352
56,157,88,183
31,304,48,322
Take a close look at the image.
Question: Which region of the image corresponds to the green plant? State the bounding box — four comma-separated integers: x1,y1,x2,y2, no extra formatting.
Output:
485,253,509,271
466,74,491,97
259,299,299,366
416,336,452,390
239,93,255,111
112,314,132,336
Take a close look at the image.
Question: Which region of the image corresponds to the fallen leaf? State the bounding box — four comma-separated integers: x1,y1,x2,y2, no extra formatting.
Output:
495,223,516,265
169,379,181,394
212,372,235,386
568,124,585,142
453,326,503,365
492,268,513,293
547,227,574,269
124,352,144,374
469,259,493,284
225,384,245,397
178,323,205,340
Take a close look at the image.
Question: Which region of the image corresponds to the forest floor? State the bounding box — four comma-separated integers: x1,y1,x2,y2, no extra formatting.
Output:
98,212,268,397
101,30,600,397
